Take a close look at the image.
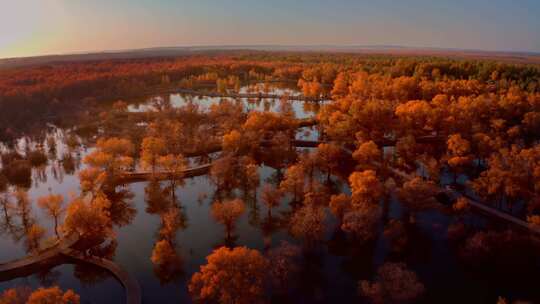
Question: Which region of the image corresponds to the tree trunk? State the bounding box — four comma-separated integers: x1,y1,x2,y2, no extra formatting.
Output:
54,217,60,239
326,169,331,184
171,180,176,203
382,196,391,224
2,204,8,222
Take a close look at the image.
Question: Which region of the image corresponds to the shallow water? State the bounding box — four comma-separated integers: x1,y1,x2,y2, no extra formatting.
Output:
0,264,125,303
128,94,322,120
1,87,539,303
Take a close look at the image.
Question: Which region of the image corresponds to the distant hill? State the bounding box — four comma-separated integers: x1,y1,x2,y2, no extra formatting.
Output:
1,45,539,69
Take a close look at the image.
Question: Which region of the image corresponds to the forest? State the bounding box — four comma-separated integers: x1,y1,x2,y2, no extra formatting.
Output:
0,51,539,304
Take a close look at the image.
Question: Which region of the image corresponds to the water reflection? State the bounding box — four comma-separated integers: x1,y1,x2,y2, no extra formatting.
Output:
1,85,539,303
0,264,124,303
128,88,323,120
0,86,337,303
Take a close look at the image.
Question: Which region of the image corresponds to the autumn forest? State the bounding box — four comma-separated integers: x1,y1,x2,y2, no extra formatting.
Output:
0,50,539,304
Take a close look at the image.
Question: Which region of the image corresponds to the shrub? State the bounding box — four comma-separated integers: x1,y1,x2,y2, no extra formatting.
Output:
1,159,32,187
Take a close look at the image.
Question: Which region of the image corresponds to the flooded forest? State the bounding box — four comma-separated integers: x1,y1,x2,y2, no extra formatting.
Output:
0,52,539,304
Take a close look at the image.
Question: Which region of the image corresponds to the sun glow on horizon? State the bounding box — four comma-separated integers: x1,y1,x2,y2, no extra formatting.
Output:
0,0,539,59
0,0,67,58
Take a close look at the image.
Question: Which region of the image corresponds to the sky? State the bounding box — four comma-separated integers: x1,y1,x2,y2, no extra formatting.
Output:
0,0,539,59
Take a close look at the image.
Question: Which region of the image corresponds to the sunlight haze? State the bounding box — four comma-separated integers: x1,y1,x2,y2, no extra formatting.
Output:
1,0,539,58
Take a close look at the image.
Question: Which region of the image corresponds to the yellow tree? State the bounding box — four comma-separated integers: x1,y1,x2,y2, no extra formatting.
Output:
211,199,246,239
158,154,186,201
268,241,302,293
329,193,351,222
316,143,342,182
150,205,185,284
63,194,112,242
261,184,282,217
1,286,80,304
472,145,539,210
25,223,45,253
298,79,323,99
210,155,237,192
353,141,381,170
26,286,80,304
397,177,438,222
522,111,540,138
298,152,318,189
83,137,134,183
331,72,349,99
78,167,107,195
359,262,424,304
279,164,306,203
222,130,248,155
141,136,167,175
144,180,170,215
395,100,434,135
341,203,381,242
158,206,186,242
446,133,472,183
15,189,34,232
151,238,184,284
0,287,30,304
302,182,330,207
0,192,15,236
289,205,326,245
349,170,383,208
216,78,228,94
527,215,540,226
238,156,260,195
471,155,506,207
37,194,65,239
396,135,417,167
189,246,268,304
471,133,495,167
152,240,177,266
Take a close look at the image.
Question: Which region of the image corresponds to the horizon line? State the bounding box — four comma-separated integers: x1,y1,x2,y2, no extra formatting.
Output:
2,43,540,62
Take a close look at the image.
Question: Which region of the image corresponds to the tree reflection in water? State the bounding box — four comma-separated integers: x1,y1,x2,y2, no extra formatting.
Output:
145,178,187,285
73,240,119,286
106,188,136,229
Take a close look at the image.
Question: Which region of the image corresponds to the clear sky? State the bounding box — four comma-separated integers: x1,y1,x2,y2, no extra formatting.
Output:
1,0,539,58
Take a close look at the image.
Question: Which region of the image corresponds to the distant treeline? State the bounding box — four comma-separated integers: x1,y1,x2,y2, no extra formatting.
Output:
0,52,539,140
